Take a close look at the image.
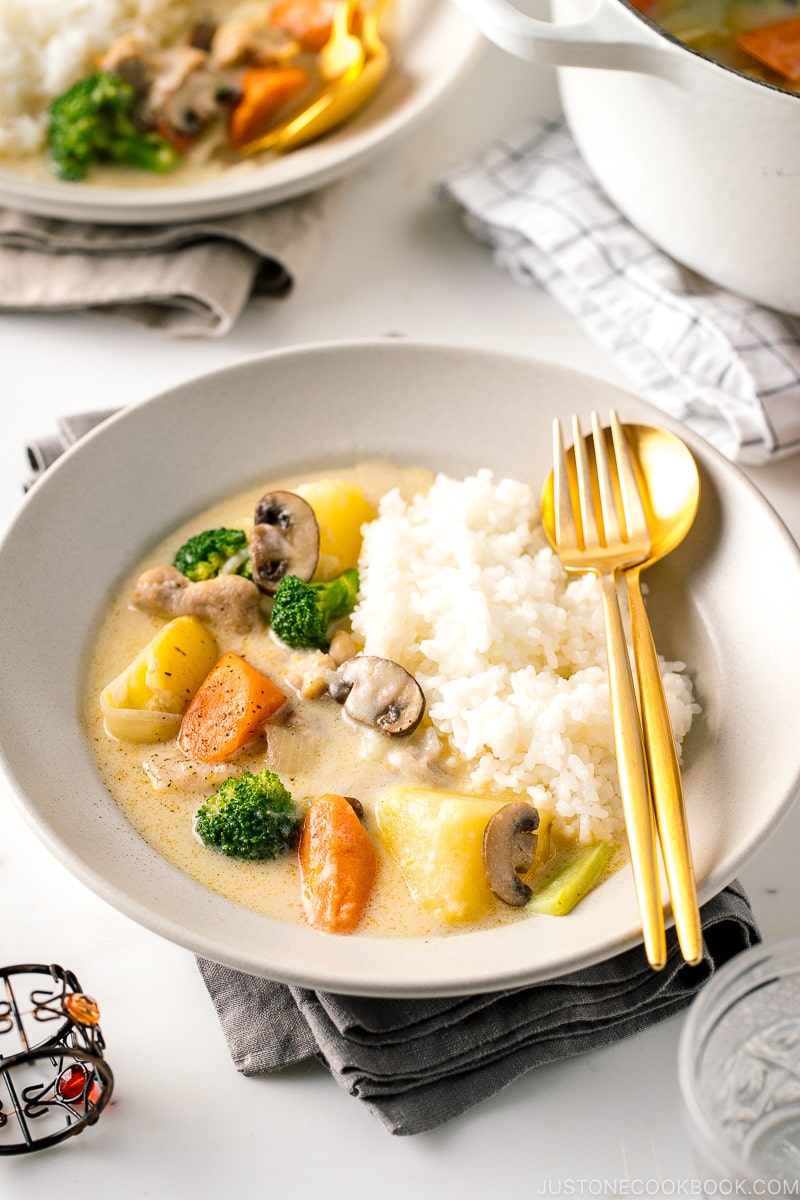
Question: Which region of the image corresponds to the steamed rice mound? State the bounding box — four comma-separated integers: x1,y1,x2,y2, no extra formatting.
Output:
352,469,697,845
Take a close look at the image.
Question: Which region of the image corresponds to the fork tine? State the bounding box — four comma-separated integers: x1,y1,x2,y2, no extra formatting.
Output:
571,414,598,550
610,410,649,543
591,410,621,547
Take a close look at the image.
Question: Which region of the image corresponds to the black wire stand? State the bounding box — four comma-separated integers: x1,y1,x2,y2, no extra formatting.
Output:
0,963,114,1154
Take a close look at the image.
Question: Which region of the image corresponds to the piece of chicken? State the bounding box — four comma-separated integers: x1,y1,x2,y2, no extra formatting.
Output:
211,17,299,68
132,565,262,634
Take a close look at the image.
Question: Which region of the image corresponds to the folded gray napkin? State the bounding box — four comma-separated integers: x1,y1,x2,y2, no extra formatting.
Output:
25,410,120,485
0,187,337,337
441,119,800,466
26,414,760,1135
198,881,759,1136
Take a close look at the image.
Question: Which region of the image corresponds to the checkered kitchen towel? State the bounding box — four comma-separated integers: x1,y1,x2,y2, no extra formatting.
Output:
441,119,800,466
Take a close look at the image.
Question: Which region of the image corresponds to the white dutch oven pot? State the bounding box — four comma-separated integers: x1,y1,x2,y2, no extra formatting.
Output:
452,0,800,315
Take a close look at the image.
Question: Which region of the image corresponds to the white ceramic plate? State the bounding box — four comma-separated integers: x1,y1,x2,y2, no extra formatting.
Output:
0,1,481,224
1,340,799,996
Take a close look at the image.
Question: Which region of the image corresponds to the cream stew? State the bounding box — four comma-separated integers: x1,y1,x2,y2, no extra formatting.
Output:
86,461,620,939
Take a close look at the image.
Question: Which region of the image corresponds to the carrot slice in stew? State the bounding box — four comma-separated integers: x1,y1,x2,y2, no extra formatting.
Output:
269,0,347,52
736,18,800,82
178,651,286,762
298,793,378,933
228,66,310,149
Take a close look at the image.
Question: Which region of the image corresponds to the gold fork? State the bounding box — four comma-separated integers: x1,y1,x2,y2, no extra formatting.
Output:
551,411,667,970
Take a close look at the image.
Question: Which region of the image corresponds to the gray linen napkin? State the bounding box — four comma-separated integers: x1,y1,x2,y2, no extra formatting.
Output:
440,119,800,466
198,882,759,1136
27,415,760,1135
0,187,337,337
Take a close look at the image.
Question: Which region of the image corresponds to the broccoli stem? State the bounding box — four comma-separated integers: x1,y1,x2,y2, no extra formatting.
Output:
316,569,359,629
528,841,615,916
103,134,180,175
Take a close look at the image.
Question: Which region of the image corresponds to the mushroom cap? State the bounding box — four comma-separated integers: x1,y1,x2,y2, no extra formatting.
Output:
330,655,426,736
250,490,320,595
162,68,235,137
482,802,540,907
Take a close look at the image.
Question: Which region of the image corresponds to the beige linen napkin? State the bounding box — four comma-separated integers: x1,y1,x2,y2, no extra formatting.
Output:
0,187,338,337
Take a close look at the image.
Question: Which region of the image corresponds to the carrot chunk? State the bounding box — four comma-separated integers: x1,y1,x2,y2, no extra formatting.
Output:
737,18,800,82
298,793,377,933
178,651,286,762
228,66,310,149
268,0,342,51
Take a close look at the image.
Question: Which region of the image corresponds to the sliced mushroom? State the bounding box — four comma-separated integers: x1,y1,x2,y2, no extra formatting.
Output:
329,656,426,736
141,46,238,138
161,67,240,137
483,802,540,906
250,491,320,595
146,46,208,116
131,564,261,634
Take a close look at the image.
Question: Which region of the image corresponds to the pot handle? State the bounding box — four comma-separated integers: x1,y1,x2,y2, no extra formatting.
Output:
451,0,682,77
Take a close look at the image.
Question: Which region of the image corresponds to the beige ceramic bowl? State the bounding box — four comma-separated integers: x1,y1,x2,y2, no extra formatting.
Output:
0,341,798,996
0,0,481,224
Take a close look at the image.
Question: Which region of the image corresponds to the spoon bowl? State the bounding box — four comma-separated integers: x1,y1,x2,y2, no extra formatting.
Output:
541,421,701,568
627,424,701,567
241,0,392,156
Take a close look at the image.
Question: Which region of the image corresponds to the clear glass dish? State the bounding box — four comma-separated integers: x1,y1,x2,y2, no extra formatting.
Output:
679,936,800,1188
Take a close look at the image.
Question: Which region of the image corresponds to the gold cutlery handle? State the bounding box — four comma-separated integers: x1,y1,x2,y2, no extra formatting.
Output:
598,572,667,970
627,574,703,966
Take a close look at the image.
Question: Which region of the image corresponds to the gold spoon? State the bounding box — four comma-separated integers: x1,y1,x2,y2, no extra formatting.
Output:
318,0,364,83
241,0,391,157
621,423,702,965
541,422,702,963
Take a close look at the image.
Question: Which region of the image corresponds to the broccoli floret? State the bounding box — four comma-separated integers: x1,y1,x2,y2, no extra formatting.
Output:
173,528,252,582
48,72,180,182
270,569,359,650
194,768,302,860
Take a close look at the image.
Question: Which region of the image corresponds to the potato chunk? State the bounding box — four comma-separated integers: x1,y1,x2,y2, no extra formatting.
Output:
295,479,375,579
100,615,219,742
375,786,508,924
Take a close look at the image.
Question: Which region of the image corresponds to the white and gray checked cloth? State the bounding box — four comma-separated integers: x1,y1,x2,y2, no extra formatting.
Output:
441,118,800,466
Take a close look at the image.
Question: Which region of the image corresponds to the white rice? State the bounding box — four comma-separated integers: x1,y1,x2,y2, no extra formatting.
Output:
352,469,698,844
0,0,193,156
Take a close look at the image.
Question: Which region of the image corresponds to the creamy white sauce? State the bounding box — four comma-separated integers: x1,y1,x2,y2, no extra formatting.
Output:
86,462,551,938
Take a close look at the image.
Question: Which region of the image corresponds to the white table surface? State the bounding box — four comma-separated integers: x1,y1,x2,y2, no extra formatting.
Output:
1,35,799,1199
